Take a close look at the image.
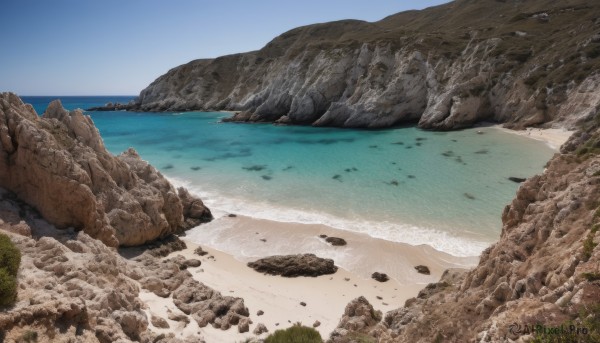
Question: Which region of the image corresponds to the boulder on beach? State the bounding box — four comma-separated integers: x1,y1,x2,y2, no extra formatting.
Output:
371,272,389,282
247,254,338,277
414,265,431,275
325,236,347,246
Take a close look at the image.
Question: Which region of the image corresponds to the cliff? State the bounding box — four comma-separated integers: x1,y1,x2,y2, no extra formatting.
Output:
0,92,211,247
127,0,600,130
329,115,600,341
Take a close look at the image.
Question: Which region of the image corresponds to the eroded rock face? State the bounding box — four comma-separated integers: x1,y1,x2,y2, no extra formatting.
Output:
330,120,600,342
247,254,338,277
0,192,225,342
0,93,211,247
126,2,600,130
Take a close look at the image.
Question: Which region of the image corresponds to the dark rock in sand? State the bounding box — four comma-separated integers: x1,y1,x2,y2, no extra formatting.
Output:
325,236,347,246
371,272,389,282
319,234,328,239
260,238,267,242
414,265,431,275
194,246,209,256
300,302,307,306
228,213,237,218
313,320,321,328
247,254,338,277
508,176,527,183
257,310,264,316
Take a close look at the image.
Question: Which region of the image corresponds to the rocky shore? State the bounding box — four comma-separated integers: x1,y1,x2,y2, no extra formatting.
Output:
103,0,600,131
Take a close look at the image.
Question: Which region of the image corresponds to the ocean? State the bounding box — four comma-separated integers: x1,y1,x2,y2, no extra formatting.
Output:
23,96,555,257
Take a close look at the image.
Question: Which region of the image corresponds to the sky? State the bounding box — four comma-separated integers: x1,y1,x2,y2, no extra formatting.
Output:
0,0,449,96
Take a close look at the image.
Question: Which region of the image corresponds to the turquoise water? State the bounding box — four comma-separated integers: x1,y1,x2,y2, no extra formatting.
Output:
24,97,555,257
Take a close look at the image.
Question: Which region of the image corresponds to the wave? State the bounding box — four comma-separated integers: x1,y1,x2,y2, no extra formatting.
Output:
168,176,492,257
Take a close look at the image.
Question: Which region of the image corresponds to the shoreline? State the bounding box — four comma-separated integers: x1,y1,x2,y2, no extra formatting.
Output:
477,123,574,151
142,215,477,341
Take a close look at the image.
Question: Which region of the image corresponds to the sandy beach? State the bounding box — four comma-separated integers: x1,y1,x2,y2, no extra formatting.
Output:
140,215,477,341
491,125,574,151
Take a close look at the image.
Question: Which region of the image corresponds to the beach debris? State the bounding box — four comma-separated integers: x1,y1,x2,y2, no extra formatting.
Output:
414,265,431,275
254,323,268,335
371,272,389,282
477,130,484,134
463,193,476,200
247,254,338,277
508,176,527,183
242,164,267,171
313,320,321,328
194,246,208,256
325,236,347,246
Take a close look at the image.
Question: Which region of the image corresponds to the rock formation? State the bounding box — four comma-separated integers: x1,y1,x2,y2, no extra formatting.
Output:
119,0,600,130
0,187,247,342
0,92,211,247
329,115,600,342
247,254,338,277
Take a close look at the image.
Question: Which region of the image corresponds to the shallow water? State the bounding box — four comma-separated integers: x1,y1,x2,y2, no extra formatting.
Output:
25,96,555,257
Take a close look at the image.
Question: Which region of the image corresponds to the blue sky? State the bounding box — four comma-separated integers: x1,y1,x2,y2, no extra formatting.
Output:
0,0,448,95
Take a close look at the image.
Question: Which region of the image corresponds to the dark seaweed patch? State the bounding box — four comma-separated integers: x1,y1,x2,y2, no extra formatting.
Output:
163,164,174,170
415,137,427,141
474,149,489,154
386,180,400,186
407,175,416,179
282,166,293,171
442,150,454,157
463,193,476,200
261,175,272,180
415,142,422,146
332,174,342,182
369,145,378,148
406,145,413,149
190,166,202,171
392,141,404,145
204,151,252,161
243,165,268,171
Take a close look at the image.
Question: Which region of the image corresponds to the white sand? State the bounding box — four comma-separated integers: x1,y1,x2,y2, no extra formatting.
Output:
142,215,477,342
491,125,574,151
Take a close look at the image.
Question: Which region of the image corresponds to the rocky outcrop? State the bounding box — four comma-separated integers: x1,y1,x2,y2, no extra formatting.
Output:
0,93,211,247
126,0,600,130
329,116,600,342
247,254,338,277
0,189,241,342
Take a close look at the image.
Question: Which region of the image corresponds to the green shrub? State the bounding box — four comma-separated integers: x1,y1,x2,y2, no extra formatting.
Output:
264,324,323,343
531,305,600,343
0,268,17,307
0,233,21,276
21,330,38,343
